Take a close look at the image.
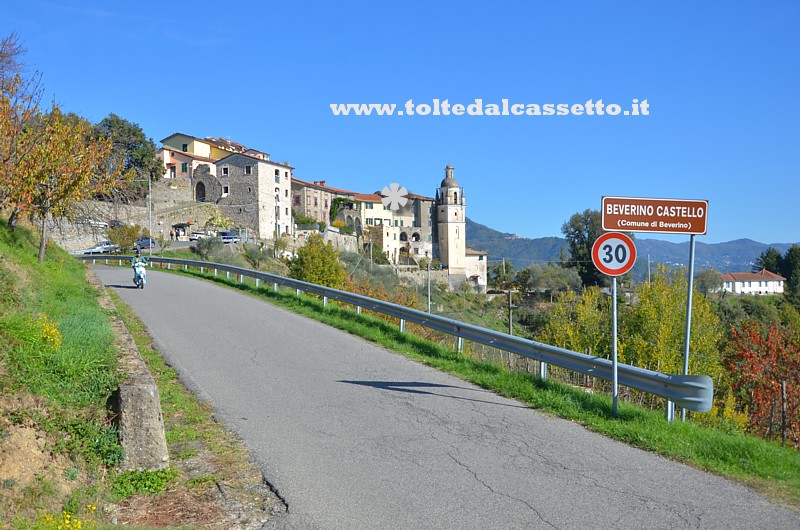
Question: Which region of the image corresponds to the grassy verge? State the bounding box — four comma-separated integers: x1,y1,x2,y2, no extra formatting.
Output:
0,225,121,525
172,267,800,509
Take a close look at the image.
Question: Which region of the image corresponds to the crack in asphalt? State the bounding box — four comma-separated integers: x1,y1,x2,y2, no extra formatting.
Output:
446,452,558,528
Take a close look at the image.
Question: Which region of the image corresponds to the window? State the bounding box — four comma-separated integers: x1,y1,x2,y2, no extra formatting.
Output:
479,255,484,261
182,143,188,152
365,203,373,209
222,186,229,198
314,198,318,206
285,207,289,216
285,189,289,197
181,162,188,173
294,196,300,205
285,171,289,179
245,165,252,175
400,220,404,227
248,187,252,193
222,167,229,176
275,175,280,184
366,218,373,225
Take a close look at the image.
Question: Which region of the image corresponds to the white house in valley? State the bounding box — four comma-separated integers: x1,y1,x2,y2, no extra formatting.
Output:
720,269,786,295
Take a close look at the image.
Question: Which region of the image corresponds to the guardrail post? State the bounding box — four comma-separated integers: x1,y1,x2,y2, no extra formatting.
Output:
665,400,675,423
226,271,230,279
399,319,405,332
539,362,548,381
323,296,328,307
273,282,278,292
214,268,217,276
296,289,301,297
457,337,463,353
118,259,122,267
184,264,187,270
168,263,171,270
255,278,260,288
239,274,243,283
357,306,362,314
200,266,204,273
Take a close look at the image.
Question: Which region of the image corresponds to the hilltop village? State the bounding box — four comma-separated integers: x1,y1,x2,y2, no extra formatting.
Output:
157,133,489,291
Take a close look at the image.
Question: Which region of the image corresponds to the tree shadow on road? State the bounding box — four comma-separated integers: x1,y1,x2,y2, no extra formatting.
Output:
338,380,531,409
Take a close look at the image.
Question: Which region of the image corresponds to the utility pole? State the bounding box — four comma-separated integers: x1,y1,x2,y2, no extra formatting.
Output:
508,289,513,335
148,176,152,256
427,259,431,313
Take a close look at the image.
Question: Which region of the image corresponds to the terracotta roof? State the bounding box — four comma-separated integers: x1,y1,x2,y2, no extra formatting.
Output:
215,152,294,169
466,247,489,255
291,178,356,195
205,136,247,153
354,193,382,202
407,192,434,201
160,132,200,144
720,269,786,282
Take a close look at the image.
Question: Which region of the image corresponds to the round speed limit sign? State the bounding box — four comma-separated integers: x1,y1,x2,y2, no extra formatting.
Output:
591,232,637,277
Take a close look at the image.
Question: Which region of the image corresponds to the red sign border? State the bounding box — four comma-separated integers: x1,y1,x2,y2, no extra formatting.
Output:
592,232,637,277
601,196,709,235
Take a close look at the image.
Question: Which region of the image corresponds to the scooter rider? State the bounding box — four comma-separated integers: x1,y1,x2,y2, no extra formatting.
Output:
131,248,148,287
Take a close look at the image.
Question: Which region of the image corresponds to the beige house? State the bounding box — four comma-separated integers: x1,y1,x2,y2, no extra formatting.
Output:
158,133,247,179
465,248,489,290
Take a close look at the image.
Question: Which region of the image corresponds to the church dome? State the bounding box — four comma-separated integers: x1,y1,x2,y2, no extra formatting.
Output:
441,164,459,188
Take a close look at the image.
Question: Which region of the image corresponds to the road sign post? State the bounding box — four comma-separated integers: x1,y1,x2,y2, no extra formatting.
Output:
591,232,636,417
602,196,709,423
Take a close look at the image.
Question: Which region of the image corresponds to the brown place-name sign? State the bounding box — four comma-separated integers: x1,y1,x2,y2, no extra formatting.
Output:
602,196,708,235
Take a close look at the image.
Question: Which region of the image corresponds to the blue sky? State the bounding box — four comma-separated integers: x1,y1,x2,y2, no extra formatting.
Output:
4,1,798,245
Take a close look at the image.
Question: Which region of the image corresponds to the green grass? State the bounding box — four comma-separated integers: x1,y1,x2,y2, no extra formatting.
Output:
0,222,124,523
167,266,800,509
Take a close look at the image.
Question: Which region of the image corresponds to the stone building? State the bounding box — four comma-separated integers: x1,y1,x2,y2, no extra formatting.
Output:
291,178,355,225
191,153,294,239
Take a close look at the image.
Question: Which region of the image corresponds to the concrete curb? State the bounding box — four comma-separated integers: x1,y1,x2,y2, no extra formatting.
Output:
86,268,169,471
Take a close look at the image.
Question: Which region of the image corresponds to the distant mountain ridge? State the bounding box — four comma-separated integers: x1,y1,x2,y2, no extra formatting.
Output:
466,217,798,280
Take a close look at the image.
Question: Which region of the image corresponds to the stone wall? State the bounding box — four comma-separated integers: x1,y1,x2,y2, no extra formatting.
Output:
323,229,359,254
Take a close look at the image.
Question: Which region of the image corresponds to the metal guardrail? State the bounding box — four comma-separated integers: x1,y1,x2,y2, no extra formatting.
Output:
81,255,714,412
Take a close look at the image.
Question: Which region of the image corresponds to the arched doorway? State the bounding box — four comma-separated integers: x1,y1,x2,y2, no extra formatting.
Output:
195,182,206,202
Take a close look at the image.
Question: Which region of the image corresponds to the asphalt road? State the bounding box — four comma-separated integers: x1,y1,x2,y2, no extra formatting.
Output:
93,265,800,529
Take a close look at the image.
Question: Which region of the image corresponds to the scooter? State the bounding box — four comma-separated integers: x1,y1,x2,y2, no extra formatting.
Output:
133,261,147,289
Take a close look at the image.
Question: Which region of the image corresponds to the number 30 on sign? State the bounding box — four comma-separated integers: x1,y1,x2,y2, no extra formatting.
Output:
591,232,637,277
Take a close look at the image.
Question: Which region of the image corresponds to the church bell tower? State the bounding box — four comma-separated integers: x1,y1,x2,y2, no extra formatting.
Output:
434,165,466,288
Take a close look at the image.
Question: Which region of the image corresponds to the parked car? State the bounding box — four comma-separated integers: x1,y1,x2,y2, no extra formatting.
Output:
109,219,126,228
218,231,241,244
134,236,156,249
189,232,209,241
87,240,120,254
